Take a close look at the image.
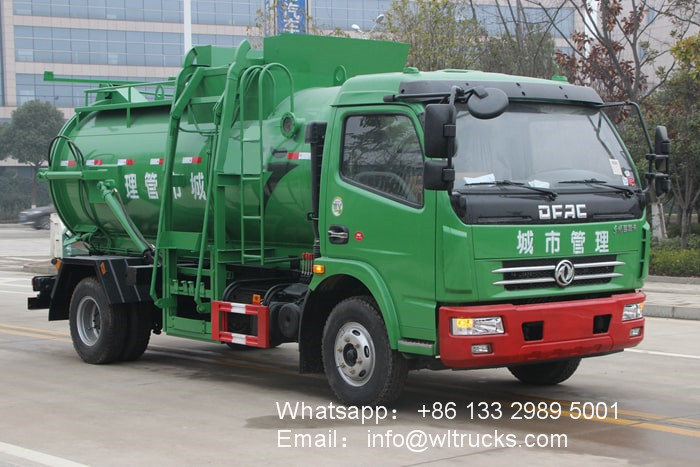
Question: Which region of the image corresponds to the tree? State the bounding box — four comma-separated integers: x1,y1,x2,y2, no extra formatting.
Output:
381,0,484,71
532,0,696,103
475,0,560,78
0,100,65,207
645,35,700,248
671,32,700,80
529,0,697,240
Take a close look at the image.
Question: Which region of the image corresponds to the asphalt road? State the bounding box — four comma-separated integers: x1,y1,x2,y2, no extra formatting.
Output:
1,224,699,466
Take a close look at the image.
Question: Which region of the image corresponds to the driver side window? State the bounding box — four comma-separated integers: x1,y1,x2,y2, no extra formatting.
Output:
341,114,424,206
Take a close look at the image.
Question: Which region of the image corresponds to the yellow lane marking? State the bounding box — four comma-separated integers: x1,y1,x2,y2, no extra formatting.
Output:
0,323,69,336
532,394,700,426
0,328,71,343
554,409,700,438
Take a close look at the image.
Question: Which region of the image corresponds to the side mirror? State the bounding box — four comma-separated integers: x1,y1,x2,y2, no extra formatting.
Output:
424,104,455,159
653,126,670,173
467,87,509,120
655,176,670,195
654,126,670,156
424,159,454,191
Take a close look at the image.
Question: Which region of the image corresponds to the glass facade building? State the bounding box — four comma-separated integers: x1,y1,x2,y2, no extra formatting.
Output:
0,0,578,120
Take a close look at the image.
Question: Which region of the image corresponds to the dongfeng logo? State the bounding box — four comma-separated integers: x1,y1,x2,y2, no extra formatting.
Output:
554,259,575,287
538,204,587,220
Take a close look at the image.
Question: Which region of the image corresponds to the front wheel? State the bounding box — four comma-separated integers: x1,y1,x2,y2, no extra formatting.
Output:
69,277,128,364
322,297,408,406
507,358,581,385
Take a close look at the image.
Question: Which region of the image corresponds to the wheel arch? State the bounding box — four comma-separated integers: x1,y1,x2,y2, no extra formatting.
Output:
48,262,95,321
298,261,400,373
49,256,152,320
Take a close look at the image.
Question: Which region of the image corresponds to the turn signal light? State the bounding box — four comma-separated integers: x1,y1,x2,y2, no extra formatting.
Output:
451,316,504,336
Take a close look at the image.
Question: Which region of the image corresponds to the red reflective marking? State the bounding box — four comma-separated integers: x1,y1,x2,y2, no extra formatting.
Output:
354,231,364,241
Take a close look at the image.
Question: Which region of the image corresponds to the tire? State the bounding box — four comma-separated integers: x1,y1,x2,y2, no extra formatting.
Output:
119,304,152,361
322,297,408,406
69,277,128,364
508,358,581,385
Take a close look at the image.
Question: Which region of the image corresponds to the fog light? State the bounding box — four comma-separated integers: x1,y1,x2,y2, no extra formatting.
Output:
451,317,504,336
629,327,642,337
471,344,492,354
622,303,644,321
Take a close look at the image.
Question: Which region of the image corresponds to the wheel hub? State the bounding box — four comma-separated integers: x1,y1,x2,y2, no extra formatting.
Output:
334,322,375,387
76,296,101,346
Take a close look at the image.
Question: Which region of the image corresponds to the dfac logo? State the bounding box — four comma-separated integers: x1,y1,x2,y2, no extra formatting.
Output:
538,204,587,220
554,259,575,287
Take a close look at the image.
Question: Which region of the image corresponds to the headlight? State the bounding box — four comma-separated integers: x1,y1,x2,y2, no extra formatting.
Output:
622,303,644,321
451,316,504,336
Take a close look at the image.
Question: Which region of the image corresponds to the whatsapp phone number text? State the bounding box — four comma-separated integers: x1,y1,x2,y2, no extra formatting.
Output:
419,401,618,421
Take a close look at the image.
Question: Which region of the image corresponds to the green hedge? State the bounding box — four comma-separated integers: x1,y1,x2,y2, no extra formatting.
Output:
649,247,700,277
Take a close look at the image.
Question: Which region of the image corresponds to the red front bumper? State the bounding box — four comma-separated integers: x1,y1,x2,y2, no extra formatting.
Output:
438,292,645,368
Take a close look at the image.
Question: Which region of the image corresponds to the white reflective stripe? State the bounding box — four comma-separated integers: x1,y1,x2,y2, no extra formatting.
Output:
287,152,311,160
229,333,247,345
229,303,247,315
150,158,163,165
117,159,128,165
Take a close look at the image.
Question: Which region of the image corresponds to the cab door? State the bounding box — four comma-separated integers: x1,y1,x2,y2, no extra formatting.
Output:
321,106,437,342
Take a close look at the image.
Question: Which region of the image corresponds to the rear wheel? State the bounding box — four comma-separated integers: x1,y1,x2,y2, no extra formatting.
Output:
508,358,581,385
322,297,408,406
69,277,127,364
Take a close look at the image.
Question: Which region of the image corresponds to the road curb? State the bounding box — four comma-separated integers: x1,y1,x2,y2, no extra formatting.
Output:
644,304,700,320
646,275,700,285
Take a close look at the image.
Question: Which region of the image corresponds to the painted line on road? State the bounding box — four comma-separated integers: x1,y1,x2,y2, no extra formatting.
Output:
625,348,700,360
0,324,71,343
0,441,89,467
0,280,32,287
0,323,68,336
0,328,71,342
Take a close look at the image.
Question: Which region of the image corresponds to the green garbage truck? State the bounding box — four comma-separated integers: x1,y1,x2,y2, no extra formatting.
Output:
28,35,670,406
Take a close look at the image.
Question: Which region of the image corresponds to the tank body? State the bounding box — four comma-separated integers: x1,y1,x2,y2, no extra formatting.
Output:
49,86,339,257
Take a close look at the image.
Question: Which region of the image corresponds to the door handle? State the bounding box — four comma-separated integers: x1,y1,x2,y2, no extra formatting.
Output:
328,225,349,244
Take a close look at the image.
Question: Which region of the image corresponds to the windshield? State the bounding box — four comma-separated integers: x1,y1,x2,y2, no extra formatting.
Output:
452,103,638,191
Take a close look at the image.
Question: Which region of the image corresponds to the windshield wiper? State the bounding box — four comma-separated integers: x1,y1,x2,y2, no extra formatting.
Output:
559,178,635,197
458,180,558,200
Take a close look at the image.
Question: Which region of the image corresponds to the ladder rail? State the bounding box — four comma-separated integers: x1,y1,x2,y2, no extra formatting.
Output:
238,63,295,265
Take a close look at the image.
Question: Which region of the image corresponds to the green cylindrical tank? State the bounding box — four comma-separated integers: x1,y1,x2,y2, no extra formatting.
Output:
47,85,338,257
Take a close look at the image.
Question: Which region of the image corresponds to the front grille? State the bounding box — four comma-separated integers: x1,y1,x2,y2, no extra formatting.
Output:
493,255,623,290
